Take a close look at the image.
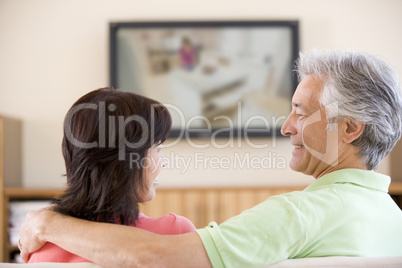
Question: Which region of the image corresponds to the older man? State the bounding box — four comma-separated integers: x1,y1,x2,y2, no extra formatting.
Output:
19,50,402,268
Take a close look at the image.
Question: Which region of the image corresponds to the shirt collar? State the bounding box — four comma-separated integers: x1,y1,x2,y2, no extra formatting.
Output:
305,169,391,193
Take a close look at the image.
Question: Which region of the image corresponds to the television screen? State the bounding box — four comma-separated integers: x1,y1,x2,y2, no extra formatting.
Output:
109,21,299,139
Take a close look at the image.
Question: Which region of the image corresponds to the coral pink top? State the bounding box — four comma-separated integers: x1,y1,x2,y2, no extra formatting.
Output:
28,213,196,263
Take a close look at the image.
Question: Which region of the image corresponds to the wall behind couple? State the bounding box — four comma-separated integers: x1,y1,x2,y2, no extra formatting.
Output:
0,0,400,188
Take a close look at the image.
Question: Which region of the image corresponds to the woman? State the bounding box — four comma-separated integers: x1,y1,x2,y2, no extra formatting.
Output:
179,37,197,70
28,87,195,263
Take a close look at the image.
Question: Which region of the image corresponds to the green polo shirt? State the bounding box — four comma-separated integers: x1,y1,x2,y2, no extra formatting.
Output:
196,169,402,268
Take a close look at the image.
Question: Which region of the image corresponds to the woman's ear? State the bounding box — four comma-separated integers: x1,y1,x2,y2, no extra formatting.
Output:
342,118,365,144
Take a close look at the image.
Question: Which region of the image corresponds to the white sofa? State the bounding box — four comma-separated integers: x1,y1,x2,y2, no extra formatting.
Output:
1,256,402,267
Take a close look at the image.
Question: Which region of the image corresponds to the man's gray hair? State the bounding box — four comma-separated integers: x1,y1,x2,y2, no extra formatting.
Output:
296,49,402,170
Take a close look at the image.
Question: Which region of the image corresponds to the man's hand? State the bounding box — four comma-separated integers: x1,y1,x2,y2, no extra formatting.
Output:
18,205,55,262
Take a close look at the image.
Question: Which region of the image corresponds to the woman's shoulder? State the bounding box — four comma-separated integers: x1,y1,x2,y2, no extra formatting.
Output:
136,213,196,234
28,242,91,263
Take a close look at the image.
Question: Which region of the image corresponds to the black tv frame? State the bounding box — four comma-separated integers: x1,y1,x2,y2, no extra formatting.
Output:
109,20,299,139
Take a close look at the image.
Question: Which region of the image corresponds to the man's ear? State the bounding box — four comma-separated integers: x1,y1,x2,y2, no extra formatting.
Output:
342,118,365,144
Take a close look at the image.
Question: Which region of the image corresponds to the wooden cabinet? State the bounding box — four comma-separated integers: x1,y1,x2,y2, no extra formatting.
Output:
0,116,22,262
0,116,22,188
140,187,305,228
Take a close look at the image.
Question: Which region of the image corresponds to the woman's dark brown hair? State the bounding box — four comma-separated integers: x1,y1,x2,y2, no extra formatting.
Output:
54,87,171,225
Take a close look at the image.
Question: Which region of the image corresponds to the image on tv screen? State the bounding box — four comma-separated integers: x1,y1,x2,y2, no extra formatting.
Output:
110,21,299,138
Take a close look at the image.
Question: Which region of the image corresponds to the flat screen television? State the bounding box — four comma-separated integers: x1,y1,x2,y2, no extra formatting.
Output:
109,20,299,139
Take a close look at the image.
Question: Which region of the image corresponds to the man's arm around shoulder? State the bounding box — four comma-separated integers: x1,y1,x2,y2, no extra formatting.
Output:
19,209,212,268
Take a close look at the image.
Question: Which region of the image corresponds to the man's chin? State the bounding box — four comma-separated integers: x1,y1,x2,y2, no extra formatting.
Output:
289,159,307,174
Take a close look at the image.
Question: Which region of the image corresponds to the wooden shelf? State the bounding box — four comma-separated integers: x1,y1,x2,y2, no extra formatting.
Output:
389,182,402,194
4,188,64,199
2,188,64,263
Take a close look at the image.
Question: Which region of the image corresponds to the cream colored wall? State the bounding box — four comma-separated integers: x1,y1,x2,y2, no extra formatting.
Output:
0,0,400,188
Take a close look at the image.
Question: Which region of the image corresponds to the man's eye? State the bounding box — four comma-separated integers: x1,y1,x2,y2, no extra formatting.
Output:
297,114,306,119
